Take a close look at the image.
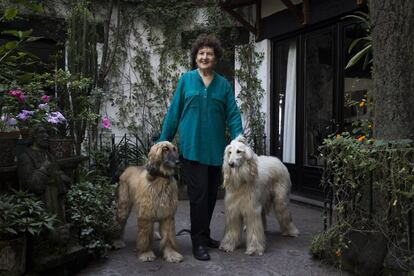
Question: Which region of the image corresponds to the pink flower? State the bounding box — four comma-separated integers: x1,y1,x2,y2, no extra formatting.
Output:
41,95,50,103
8,89,25,103
101,116,111,129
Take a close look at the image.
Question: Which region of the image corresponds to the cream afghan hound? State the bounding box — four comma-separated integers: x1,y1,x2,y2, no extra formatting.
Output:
219,135,299,256
115,141,183,263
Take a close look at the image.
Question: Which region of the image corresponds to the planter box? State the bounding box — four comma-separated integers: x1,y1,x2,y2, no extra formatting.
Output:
0,236,27,276
0,131,20,167
49,138,75,159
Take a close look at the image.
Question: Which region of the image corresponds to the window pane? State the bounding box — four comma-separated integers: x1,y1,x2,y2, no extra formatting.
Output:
304,31,334,167
343,23,372,134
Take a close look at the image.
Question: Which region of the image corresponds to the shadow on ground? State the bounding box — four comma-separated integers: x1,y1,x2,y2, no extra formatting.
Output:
78,199,348,276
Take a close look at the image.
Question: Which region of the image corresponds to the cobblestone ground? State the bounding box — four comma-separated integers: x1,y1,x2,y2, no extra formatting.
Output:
78,200,348,276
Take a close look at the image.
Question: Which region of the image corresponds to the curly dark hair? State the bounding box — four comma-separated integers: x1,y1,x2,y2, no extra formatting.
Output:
191,34,224,62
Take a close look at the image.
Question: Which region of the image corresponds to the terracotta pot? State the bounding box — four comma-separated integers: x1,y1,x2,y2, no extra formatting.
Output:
0,236,27,276
49,138,75,159
0,131,20,167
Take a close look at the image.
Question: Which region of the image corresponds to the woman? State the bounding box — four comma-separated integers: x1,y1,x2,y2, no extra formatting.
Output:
159,34,243,261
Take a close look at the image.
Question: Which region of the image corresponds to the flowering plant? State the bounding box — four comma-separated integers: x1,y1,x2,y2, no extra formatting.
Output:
0,87,66,132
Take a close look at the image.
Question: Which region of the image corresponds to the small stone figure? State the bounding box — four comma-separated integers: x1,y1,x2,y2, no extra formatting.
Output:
17,124,71,223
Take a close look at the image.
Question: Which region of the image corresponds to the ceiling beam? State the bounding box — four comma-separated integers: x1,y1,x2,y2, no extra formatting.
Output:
221,0,256,9
219,0,262,40
221,4,257,34
279,0,304,24
302,0,309,24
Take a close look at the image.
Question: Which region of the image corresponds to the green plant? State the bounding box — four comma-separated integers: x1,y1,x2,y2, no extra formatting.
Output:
0,0,43,84
344,11,372,70
65,179,118,257
314,134,414,271
0,73,66,132
236,42,266,154
0,190,56,240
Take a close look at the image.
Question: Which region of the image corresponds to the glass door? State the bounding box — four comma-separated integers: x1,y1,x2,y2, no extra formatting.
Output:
303,29,335,168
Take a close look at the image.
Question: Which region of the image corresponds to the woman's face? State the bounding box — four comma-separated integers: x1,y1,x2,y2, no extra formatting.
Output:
196,46,216,71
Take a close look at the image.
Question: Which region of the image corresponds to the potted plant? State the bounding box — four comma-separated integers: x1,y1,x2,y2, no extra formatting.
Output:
0,78,70,164
0,190,56,276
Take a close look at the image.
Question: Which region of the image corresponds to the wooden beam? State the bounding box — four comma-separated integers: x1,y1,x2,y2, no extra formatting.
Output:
279,0,304,24
255,0,262,40
302,0,309,25
221,0,256,9
221,4,257,35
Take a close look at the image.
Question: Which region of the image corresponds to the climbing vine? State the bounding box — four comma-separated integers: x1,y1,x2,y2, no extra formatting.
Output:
236,41,266,154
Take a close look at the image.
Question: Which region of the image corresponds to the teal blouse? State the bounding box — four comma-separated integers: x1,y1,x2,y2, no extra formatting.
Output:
159,69,243,166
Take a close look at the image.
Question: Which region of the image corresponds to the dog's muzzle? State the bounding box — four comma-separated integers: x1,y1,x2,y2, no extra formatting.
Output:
164,152,180,168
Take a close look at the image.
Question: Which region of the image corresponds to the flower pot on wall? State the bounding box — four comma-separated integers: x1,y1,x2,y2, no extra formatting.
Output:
0,131,20,167
0,236,27,276
49,137,75,159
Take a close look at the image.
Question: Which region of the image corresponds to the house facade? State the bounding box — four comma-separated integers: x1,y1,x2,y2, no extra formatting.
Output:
228,0,371,199
1,0,371,199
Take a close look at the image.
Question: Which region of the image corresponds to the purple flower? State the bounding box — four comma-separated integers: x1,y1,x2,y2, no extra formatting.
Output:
8,89,25,103
38,103,50,111
101,116,111,129
16,110,34,121
7,117,17,126
47,111,66,124
41,95,50,103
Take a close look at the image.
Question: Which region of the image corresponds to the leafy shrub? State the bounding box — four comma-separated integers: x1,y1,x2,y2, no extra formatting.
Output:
65,178,118,257
0,190,56,240
314,134,414,271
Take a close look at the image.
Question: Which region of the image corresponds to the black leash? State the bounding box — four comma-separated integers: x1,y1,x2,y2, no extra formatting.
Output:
176,228,191,236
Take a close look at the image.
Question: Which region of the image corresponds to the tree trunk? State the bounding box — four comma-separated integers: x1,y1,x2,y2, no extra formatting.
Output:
370,0,414,140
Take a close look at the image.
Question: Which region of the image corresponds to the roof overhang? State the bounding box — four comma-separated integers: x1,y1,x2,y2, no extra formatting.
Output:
219,0,367,40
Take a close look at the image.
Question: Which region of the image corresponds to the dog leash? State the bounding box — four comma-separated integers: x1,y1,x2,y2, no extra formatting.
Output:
176,228,191,236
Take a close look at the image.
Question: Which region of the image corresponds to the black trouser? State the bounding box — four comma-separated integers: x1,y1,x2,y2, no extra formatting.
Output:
181,158,222,247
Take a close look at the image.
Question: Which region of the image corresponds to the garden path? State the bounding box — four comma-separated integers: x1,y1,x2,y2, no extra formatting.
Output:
79,199,348,276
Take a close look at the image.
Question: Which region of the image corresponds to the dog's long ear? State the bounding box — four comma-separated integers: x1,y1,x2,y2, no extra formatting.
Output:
243,143,254,160
146,143,162,173
235,134,247,145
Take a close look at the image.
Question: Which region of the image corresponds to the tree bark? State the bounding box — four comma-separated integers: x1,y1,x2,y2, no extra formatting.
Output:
370,0,414,140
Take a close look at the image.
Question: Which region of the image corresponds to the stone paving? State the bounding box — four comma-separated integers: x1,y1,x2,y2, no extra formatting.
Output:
78,199,349,276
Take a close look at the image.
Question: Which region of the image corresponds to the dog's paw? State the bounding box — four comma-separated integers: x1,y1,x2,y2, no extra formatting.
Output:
138,251,156,262
245,247,264,256
282,225,300,237
219,242,236,252
164,251,184,263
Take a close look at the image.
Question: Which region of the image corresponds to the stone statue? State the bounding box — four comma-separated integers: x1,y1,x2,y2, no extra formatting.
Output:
17,124,71,223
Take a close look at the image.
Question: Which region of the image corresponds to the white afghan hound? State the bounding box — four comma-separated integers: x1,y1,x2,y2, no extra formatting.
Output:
219,135,299,256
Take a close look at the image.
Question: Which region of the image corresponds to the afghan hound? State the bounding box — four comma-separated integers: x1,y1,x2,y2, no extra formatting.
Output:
219,135,299,256
115,141,183,263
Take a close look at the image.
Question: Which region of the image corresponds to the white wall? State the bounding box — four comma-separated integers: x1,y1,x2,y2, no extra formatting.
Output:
235,38,272,154
255,39,271,154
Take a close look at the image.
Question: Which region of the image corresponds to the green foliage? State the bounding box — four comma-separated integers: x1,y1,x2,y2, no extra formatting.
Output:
0,72,69,135
0,190,57,240
0,0,42,84
344,11,372,70
314,134,414,270
65,2,99,153
65,179,118,257
111,0,196,138
236,42,266,154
